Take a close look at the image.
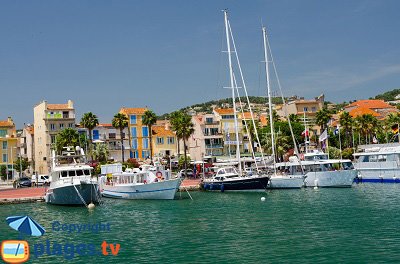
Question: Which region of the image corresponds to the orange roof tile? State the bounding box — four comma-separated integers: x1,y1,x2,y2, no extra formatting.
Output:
120,107,148,115
346,100,395,110
98,123,113,127
47,104,71,110
0,120,14,127
348,107,380,118
214,108,234,115
152,126,175,137
260,115,268,126
240,112,258,119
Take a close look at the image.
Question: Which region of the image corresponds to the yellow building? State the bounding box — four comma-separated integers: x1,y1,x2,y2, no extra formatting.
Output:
0,117,18,178
152,124,177,159
120,107,150,160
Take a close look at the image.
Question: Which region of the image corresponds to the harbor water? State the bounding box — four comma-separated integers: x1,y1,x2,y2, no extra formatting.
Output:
1,184,400,263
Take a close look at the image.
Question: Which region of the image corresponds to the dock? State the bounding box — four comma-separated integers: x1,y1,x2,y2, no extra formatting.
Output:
0,179,202,205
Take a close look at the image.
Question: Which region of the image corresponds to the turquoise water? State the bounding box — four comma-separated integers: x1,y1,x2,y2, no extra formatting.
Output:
1,184,400,263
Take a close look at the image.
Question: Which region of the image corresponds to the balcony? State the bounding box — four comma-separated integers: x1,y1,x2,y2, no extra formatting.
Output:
205,144,223,149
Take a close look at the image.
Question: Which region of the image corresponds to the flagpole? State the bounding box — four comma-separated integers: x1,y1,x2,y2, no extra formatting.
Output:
326,127,330,159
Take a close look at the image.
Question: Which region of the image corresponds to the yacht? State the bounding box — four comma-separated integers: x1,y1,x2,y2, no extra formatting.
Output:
45,147,101,206
100,163,182,199
353,143,400,183
300,150,356,187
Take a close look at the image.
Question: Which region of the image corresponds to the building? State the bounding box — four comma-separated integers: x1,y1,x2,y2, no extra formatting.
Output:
213,108,245,155
19,124,34,174
152,122,177,160
277,94,324,135
120,107,150,160
201,114,224,157
34,100,76,174
88,124,130,162
343,99,398,120
0,117,18,179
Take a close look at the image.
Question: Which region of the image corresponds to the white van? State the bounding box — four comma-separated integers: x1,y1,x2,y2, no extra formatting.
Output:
31,174,50,186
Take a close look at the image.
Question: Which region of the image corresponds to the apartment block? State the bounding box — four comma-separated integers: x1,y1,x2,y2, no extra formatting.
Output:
34,100,75,174
152,122,177,160
0,117,18,177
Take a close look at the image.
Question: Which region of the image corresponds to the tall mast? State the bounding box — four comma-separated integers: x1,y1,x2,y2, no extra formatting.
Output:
262,26,276,174
224,10,242,175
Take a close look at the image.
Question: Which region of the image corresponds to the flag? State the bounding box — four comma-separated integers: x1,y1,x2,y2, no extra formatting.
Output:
301,129,309,137
373,136,378,144
319,129,328,142
334,125,340,135
392,124,399,134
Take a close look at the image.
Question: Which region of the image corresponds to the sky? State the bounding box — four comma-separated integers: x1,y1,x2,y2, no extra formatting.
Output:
1,0,400,127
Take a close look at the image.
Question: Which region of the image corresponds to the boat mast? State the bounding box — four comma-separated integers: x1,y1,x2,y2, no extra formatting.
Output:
262,26,277,174
224,10,242,175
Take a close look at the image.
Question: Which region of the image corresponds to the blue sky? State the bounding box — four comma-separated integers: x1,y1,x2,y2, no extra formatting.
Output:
1,0,399,127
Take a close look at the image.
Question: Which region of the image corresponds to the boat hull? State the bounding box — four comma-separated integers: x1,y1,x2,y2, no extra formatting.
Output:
267,175,304,189
202,176,269,191
46,183,100,205
304,170,356,187
354,168,400,183
101,178,182,200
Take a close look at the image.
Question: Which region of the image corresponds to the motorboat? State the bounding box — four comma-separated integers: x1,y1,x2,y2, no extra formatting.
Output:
45,147,101,206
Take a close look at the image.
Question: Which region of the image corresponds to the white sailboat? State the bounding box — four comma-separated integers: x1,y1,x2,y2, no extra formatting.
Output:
261,26,305,189
202,10,269,191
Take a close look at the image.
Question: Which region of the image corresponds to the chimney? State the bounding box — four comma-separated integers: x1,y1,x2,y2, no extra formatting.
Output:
68,100,74,108
7,117,13,123
165,121,171,131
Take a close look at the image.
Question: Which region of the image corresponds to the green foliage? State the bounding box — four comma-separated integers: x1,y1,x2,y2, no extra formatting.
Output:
0,165,7,180
112,113,129,162
80,112,99,142
142,110,157,163
374,89,400,101
327,146,341,159
178,155,190,169
13,157,29,172
315,108,333,131
341,148,354,160
92,143,109,163
55,128,80,153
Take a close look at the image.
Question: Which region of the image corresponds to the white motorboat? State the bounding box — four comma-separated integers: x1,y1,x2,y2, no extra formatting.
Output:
100,164,182,200
353,143,400,183
45,147,101,206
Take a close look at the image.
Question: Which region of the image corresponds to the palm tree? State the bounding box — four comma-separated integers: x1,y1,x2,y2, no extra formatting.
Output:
55,128,80,153
339,111,353,148
355,114,378,144
169,111,184,158
112,113,129,162
171,113,194,176
288,114,300,123
80,112,99,160
315,108,332,132
142,110,157,164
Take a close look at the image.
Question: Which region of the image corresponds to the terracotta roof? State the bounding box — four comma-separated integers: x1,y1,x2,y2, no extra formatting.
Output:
260,115,268,127
214,108,234,115
348,107,380,118
240,112,258,120
0,120,14,127
120,107,148,115
346,100,395,110
152,126,175,137
47,104,71,110
98,123,113,127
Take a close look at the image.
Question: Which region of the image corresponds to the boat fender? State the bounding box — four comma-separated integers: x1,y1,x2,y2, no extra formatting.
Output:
300,153,305,160
261,197,266,202
220,184,225,193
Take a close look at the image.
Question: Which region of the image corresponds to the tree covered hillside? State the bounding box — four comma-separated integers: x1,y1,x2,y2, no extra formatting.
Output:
373,89,400,101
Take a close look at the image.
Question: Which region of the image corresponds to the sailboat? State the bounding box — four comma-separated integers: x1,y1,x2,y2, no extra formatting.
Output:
201,10,269,192
261,26,305,189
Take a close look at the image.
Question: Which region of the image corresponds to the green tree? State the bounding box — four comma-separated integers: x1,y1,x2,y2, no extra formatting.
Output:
288,114,300,123
339,111,354,148
80,112,99,160
315,108,332,132
112,113,129,162
355,114,379,144
55,128,80,153
13,157,29,174
171,113,194,176
169,111,184,157
142,110,157,164
92,143,109,163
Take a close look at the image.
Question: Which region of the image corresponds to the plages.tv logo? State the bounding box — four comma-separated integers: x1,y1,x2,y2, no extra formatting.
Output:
2,215,121,262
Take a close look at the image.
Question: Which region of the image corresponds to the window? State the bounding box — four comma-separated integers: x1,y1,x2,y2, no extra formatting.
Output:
68,123,74,128
93,130,99,140
84,170,91,176
167,137,175,144
76,170,84,176
222,115,234,119
61,171,68,177
303,107,308,112
2,141,7,150
2,154,7,162
131,127,137,138
0,129,7,137
63,111,69,118
133,151,139,158
142,150,150,159
157,137,164,144
132,138,138,149
142,126,149,137
50,124,55,131
206,117,213,123
311,107,316,112
51,135,56,144
130,115,137,124
142,138,149,149
68,171,76,177
60,123,64,129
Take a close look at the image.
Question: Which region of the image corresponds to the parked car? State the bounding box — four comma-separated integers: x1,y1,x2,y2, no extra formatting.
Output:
177,169,194,178
13,177,32,188
31,174,50,186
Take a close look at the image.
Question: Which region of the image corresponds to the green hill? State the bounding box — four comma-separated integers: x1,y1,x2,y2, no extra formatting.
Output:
373,89,400,101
